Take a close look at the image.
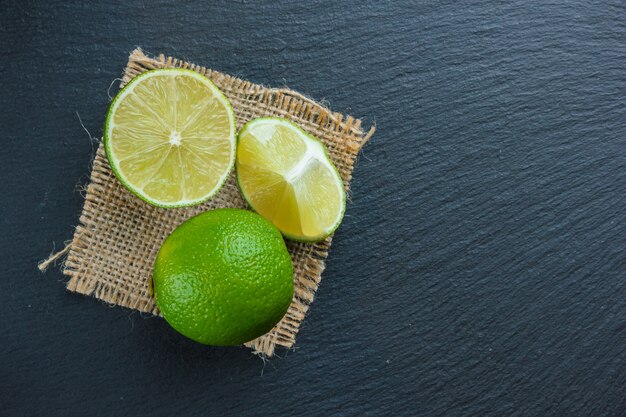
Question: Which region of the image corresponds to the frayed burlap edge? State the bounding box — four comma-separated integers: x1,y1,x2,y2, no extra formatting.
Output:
40,48,375,357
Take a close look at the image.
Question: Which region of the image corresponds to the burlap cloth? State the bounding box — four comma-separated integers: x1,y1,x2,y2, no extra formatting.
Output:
40,48,374,357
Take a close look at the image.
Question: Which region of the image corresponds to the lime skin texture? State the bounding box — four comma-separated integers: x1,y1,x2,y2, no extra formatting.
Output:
153,208,294,346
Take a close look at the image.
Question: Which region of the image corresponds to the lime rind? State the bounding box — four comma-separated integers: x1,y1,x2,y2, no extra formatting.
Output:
104,68,236,208
153,208,294,346
235,117,347,243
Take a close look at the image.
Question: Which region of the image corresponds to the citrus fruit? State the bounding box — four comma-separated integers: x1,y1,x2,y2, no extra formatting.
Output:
152,208,294,346
236,117,346,242
104,68,236,208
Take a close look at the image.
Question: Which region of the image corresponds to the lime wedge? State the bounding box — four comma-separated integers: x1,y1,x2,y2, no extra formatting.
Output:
104,69,236,208
236,117,346,242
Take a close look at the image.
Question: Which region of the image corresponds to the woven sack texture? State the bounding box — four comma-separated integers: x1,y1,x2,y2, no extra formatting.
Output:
44,49,374,356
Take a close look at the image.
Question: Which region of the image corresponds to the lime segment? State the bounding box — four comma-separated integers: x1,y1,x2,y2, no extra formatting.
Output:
236,118,346,242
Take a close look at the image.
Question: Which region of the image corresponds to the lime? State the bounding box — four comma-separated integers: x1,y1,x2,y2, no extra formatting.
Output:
236,117,346,242
153,208,294,346
104,68,236,208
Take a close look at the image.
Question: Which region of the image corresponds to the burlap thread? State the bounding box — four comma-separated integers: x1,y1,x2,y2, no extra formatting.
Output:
40,49,374,356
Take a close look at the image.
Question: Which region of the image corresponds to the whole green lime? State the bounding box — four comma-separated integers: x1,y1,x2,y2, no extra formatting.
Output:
153,208,294,345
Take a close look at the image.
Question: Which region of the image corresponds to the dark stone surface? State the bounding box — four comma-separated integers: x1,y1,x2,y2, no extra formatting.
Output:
2,1,624,415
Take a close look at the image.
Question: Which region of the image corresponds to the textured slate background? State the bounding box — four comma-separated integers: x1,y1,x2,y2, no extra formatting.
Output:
2,1,625,416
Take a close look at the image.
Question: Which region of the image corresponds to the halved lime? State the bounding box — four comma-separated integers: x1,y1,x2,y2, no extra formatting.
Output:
104,68,236,208
236,117,346,242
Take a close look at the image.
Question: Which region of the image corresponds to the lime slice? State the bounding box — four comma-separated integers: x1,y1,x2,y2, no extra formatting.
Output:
104,68,236,208
236,117,346,242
